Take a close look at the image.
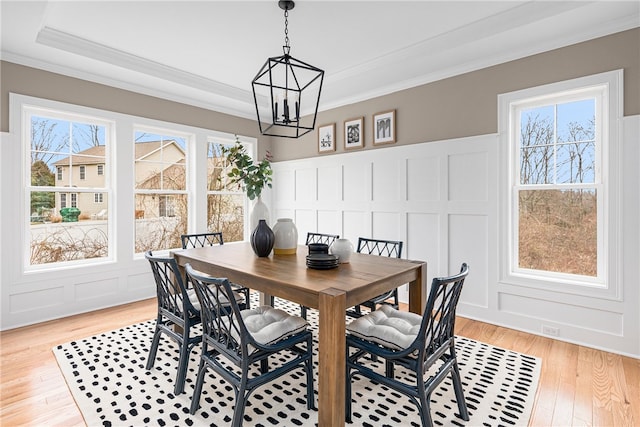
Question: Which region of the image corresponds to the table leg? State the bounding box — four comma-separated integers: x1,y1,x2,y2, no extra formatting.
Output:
318,288,346,427
408,261,427,315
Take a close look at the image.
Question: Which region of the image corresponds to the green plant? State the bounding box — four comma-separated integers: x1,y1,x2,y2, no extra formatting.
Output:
223,137,272,201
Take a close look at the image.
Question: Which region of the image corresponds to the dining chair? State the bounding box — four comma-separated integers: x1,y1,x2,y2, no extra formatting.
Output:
345,263,470,427
144,251,202,395
180,232,251,309
299,231,340,319
347,237,403,317
186,263,315,426
305,231,340,245
181,231,224,248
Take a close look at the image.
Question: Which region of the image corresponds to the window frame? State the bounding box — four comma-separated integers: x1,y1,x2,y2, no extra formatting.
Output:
21,101,114,271
498,70,623,300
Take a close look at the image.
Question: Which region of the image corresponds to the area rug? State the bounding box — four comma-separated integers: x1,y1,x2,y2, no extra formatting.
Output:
53,298,540,426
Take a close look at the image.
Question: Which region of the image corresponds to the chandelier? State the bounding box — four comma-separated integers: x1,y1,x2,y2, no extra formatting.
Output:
252,0,324,139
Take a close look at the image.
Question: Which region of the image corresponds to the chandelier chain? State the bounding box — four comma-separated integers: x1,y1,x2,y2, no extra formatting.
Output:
283,9,290,55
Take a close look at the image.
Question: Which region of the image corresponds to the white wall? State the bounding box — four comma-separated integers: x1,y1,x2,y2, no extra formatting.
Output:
271,117,640,358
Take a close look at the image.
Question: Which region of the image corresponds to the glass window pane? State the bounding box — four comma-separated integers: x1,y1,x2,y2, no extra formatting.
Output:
520,106,553,147
29,191,108,265
556,142,595,184
520,146,553,184
135,133,187,190
557,99,595,143
518,189,596,276
207,194,244,242
207,142,233,191
134,194,187,252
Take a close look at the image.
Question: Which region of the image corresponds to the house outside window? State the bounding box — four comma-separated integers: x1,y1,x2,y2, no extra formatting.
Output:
79,165,86,180
94,193,103,203
97,164,104,175
60,193,67,209
57,166,62,180
499,70,622,298
133,130,189,253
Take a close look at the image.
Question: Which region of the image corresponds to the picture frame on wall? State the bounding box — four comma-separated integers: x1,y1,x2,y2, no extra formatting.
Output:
318,123,336,153
373,109,396,145
344,117,364,150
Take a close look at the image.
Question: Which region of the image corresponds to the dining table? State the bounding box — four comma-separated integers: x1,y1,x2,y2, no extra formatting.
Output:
172,242,427,427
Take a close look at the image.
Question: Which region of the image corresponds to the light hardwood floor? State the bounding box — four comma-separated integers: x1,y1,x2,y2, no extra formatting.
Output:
1,297,638,426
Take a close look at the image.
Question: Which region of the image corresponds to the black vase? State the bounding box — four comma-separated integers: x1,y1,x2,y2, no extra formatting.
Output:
250,219,275,257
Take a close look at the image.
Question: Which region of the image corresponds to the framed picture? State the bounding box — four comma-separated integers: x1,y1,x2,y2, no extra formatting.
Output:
318,123,335,153
344,117,364,150
373,109,396,145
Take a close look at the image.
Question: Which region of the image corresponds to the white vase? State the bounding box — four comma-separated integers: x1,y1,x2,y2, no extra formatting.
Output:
273,218,298,255
250,196,270,232
330,238,354,263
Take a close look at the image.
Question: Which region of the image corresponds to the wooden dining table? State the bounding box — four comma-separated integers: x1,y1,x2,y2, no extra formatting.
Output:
172,242,427,427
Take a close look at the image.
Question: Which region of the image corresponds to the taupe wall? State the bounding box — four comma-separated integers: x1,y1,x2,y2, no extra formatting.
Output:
272,28,640,161
0,61,273,158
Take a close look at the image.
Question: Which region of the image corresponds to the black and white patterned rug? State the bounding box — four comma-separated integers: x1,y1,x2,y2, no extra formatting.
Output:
53,297,540,426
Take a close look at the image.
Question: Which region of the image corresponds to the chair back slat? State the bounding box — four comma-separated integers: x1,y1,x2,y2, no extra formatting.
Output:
145,251,195,321
356,237,403,259
186,263,249,361
305,232,340,246
181,232,224,249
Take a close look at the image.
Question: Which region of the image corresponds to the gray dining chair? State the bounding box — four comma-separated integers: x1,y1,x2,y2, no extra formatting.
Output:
144,251,202,395
346,263,470,426
347,237,403,317
186,263,315,426
180,232,251,309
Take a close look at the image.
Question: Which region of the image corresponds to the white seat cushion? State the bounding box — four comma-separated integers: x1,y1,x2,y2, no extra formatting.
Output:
186,286,245,312
241,306,308,346
346,304,422,351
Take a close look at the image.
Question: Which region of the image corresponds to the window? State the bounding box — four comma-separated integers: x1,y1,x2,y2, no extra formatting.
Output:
97,164,104,175
499,70,622,296
133,129,189,253
206,138,246,242
26,108,111,268
94,193,103,203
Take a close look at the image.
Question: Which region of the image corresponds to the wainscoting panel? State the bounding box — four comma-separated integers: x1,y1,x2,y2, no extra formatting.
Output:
10,286,65,313
449,213,489,308
317,210,342,237
74,277,119,301
317,165,342,202
407,156,440,202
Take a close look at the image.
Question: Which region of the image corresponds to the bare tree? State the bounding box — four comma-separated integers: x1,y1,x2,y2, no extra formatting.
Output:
30,117,68,164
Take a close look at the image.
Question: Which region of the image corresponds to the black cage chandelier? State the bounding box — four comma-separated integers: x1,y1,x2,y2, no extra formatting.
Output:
252,0,324,139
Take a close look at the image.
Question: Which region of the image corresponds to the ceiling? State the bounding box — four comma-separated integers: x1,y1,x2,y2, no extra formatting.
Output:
2,1,638,120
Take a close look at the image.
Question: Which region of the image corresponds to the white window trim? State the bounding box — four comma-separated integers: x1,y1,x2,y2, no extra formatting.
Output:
497,70,623,301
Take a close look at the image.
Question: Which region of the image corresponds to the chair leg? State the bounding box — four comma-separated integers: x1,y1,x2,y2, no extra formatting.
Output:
345,370,352,422
300,305,307,320
385,360,394,378
174,334,191,395
305,336,315,410
451,361,469,421
417,387,433,427
145,318,163,370
232,386,249,427
189,358,208,414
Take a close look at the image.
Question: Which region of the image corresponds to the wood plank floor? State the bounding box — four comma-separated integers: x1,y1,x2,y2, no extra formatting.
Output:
1,297,638,426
